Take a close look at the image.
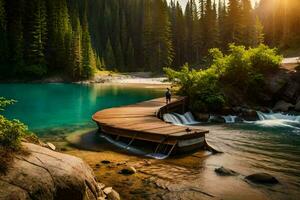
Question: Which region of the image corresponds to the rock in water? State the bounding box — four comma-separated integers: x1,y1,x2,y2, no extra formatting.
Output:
209,116,225,123
0,142,104,200
101,160,111,164
245,173,279,184
46,142,56,151
103,187,113,195
194,113,210,122
273,100,294,112
107,189,121,200
215,167,237,176
119,166,137,175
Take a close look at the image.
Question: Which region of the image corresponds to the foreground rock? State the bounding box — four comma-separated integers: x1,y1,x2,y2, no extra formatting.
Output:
245,173,279,184
273,100,294,112
215,167,238,176
0,143,107,200
119,166,137,175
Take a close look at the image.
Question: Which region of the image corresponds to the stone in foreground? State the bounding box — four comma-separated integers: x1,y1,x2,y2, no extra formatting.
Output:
0,143,106,200
245,173,279,184
215,167,238,176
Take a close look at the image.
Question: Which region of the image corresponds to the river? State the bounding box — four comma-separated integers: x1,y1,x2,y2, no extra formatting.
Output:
1,83,299,199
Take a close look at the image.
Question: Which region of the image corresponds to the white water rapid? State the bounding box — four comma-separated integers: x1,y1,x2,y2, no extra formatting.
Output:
163,112,200,125
222,115,237,123
255,111,300,129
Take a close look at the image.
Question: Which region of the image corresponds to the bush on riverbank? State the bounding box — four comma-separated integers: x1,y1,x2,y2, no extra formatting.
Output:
0,98,36,151
0,97,36,173
165,44,283,112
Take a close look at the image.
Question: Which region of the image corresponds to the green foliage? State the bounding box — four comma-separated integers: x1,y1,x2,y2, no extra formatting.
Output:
165,44,282,112
0,97,16,111
0,98,33,151
0,116,29,150
249,44,283,73
104,38,116,69
165,64,225,112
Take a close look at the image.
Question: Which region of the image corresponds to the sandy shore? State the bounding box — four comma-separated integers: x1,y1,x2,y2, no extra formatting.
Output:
81,71,170,86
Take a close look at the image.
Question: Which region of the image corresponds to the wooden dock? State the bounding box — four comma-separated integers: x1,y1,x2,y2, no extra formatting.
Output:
92,96,209,154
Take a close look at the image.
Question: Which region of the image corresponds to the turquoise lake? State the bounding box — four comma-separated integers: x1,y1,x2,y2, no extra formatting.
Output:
0,83,162,135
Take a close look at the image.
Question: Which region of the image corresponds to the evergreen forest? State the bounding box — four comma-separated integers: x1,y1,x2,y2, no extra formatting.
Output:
0,0,299,80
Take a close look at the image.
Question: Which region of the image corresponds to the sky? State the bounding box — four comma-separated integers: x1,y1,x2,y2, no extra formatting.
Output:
169,0,260,9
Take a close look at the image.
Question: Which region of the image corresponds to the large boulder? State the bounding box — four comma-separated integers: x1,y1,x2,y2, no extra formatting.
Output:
245,173,279,184
273,100,294,112
194,113,210,122
282,82,300,103
0,143,106,200
265,70,289,96
241,108,258,121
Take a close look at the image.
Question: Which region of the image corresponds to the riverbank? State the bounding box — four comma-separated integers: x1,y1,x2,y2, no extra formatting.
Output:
41,125,300,200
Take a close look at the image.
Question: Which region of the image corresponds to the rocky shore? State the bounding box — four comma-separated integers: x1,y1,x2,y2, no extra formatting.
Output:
0,142,120,200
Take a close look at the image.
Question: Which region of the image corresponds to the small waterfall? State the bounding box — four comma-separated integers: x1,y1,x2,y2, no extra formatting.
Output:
163,112,200,125
257,111,300,122
223,115,237,123
209,115,238,123
163,113,184,125
255,111,300,129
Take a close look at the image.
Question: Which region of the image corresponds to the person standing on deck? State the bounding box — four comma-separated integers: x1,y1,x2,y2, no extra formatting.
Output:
165,88,171,104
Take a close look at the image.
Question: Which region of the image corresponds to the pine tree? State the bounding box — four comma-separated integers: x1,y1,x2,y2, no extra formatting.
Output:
218,0,227,50
104,38,116,69
46,0,72,71
142,0,153,70
81,11,94,79
69,15,82,80
170,1,185,67
203,0,218,51
152,0,173,70
120,11,128,52
114,39,124,71
23,0,47,77
6,0,25,72
126,38,136,71
184,0,193,63
0,0,7,65
226,0,243,44
240,0,255,46
253,16,264,46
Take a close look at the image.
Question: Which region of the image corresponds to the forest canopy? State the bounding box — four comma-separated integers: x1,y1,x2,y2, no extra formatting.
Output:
0,0,299,80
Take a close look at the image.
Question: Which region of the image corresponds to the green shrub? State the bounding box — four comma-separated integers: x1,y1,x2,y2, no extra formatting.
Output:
249,44,283,73
0,116,29,150
165,64,225,112
0,98,33,151
0,97,16,111
165,44,283,112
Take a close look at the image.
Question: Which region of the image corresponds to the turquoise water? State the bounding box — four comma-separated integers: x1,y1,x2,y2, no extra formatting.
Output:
0,83,162,135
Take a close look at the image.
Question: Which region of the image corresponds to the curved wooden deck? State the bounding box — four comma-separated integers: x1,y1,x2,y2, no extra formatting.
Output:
92,97,209,152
